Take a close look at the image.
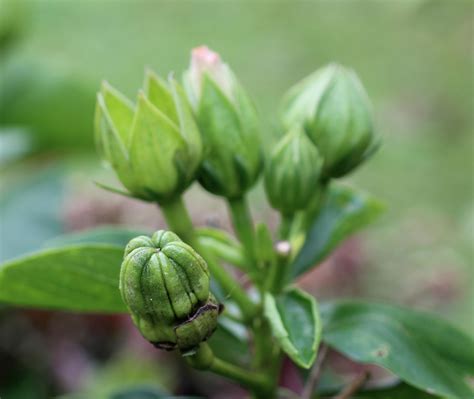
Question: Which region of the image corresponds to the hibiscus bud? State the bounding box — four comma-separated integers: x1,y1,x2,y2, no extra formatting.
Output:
281,63,379,178
264,126,323,215
184,45,263,199
95,72,202,202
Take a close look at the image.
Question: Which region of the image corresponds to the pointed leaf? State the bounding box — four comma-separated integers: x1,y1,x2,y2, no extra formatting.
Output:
321,301,474,399
264,288,321,368
291,184,384,278
0,245,126,312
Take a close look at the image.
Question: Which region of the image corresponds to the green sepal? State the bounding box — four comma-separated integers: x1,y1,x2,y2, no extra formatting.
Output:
128,93,185,200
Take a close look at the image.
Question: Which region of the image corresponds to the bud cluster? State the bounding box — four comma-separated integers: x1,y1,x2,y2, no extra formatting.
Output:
98,47,379,355
280,63,378,179
264,63,378,215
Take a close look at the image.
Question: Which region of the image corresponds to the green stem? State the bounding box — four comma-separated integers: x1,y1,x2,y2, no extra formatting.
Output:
267,241,292,294
278,213,294,240
227,196,256,264
160,197,256,322
187,343,272,397
289,181,330,258
198,237,247,270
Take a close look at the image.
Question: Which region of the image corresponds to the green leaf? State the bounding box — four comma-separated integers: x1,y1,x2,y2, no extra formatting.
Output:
45,226,148,249
291,184,384,278
208,317,249,365
0,245,126,313
352,383,439,399
321,301,474,399
264,288,321,368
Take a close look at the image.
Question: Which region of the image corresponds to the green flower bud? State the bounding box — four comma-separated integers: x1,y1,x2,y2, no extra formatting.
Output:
183,46,263,199
264,127,323,215
281,63,379,178
95,72,202,202
119,230,221,351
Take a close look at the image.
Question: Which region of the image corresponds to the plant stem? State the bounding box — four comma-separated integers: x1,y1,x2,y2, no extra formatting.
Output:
198,236,247,270
279,213,294,240
266,240,292,294
289,182,330,258
227,196,256,265
160,197,256,322
334,371,369,399
187,343,272,396
301,344,328,399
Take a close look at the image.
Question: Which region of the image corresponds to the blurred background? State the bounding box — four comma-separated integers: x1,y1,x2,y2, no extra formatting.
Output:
0,0,472,398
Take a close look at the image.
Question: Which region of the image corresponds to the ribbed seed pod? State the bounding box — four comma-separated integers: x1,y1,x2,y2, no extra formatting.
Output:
119,230,220,351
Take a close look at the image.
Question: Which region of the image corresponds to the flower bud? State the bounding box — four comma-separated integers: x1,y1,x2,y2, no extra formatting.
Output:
95,72,202,202
281,64,378,178
119,230,220,351
264,126,323,215
184,46,263,199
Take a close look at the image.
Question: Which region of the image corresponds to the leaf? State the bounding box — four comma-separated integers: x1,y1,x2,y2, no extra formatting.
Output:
321,301,474,399
0,245,126,313
291,184,384,278
264,288,321,368
352,383,440,399
45,226,148,249
208,316,250,365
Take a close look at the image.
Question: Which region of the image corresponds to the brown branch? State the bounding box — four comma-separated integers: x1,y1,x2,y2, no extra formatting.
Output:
301,344,329,399
333,371,370,399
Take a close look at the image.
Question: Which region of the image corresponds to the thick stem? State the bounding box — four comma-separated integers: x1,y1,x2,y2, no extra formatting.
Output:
187,343,272,396
160,197,256,322
227,196,256,264
251,316,280,398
